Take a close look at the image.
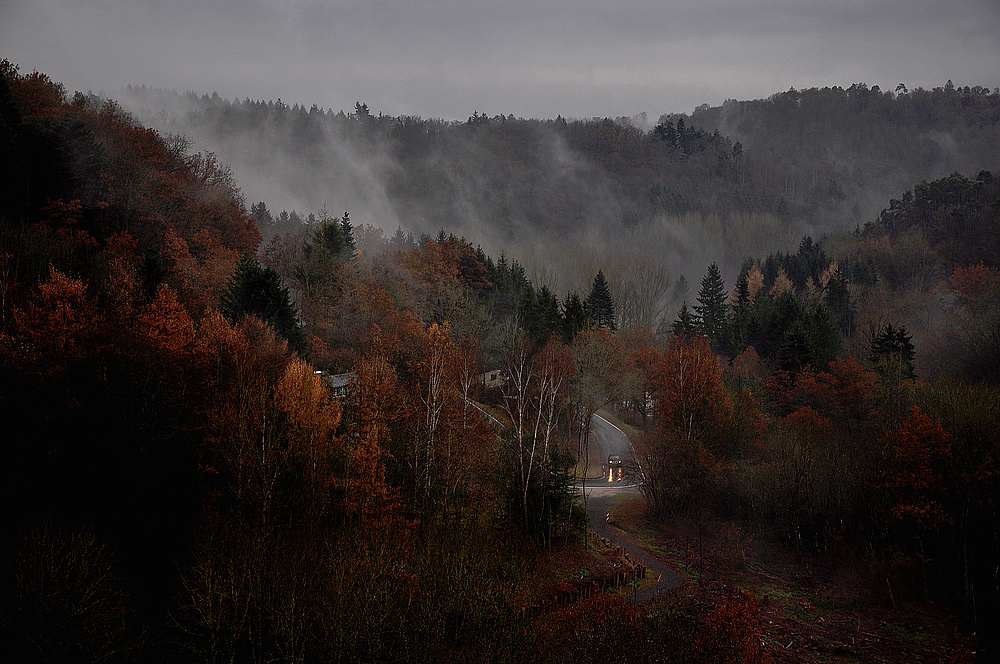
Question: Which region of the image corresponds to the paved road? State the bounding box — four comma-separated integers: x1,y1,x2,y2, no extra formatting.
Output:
577,414,685,603
589,413,643,483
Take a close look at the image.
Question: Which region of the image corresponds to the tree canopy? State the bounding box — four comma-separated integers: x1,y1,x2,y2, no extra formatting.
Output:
587,270,616,330
220,254,306,354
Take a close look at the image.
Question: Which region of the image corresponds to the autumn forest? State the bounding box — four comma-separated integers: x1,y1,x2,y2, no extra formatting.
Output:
2,61,999,662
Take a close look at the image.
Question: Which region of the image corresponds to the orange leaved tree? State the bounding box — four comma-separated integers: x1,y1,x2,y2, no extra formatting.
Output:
642,334,733,517
878,406,955,604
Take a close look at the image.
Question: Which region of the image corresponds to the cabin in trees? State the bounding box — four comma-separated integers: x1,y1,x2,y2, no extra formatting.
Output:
479,369,506,390
319,371,357,399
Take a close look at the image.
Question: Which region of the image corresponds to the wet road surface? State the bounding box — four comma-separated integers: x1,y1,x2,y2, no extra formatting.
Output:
576,414,685,603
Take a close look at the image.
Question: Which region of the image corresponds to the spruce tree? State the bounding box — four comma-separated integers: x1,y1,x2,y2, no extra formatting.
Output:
221,254,306,354
824,269,855,336
518,286,541,342
560,292,590,343
730,272,753,354
586,270,616,330
672,302,698,338
694,262,729,353
535,285,561,346
778,318,814,374
340,211,356,256
870,322,916,381
249,201,273,227
808,303,842,369
758,290,803,358
306,216,345,261
671,275,689,307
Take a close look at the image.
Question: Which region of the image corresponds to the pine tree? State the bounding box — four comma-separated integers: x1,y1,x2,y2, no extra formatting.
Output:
672,302,697,338
824,269,855,336
870,322,916,381
808,303,842,369
586,270,616,330
730,273,753,354
221,254,306,354
340,211,356,256
391,226,412,249
560,292,590,343
671,275,689,307
777,318,814,374
306,215,345,260
249,201,273,227
518,286,541,342
694,262,729,353
534,285,561,346
675,117,688,153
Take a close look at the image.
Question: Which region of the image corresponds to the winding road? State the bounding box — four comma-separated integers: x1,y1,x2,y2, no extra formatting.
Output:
577,413,685,603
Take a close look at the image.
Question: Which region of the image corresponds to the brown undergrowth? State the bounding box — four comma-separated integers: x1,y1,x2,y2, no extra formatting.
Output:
586,493,978,664
541,531,647,606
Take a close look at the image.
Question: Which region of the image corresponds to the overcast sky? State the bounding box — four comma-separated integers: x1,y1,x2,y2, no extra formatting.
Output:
4,0,999,120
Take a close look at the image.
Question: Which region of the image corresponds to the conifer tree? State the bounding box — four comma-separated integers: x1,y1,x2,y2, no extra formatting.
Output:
586,270,616,330
777,318,814,373
560,292,590,343
340,211,356,256
221,254,306,354
534,285,561,346
694,262,729,353
870,322,916,381
808,303,842,368
672,302,698,338
730,272,753,354
824,269,855,336
391,226,410,249
518,286,541,342
250,201,273,227
305,214,345,262
671,275,689,307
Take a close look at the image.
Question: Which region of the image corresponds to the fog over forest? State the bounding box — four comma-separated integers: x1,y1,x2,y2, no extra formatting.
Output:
5,57,1000,663
117,82,1000,325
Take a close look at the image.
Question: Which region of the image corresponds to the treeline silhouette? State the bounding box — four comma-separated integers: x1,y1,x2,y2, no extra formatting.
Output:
121,81,1000,258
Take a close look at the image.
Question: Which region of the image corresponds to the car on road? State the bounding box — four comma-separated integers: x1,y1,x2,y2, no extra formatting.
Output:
607,454,622,467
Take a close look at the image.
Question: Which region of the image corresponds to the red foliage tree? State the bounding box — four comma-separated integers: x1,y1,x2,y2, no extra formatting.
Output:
98,232,141,319
641,334,735,516
350,347,405,525
948,262,998,302
2,61,68,119
772,356,876,425
618,327,662,428
276,358,343,519
15,265,97,374
881,407,953,531
137,283,197,358
334,278,425,369
693,593,772,664
652,334,732,448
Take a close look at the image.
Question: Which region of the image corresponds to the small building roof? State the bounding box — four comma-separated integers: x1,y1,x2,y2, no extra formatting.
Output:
322,372,357,390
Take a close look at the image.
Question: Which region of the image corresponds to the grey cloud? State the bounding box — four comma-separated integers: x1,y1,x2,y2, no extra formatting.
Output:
2,0,998,119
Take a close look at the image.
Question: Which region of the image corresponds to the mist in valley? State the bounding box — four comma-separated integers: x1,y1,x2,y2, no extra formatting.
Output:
6,1,1000,659
116,83,1000,333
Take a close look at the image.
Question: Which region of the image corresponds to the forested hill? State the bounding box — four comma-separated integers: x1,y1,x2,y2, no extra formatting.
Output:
690,82,1000,227
119,82,1000,290
4,62,1000,662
